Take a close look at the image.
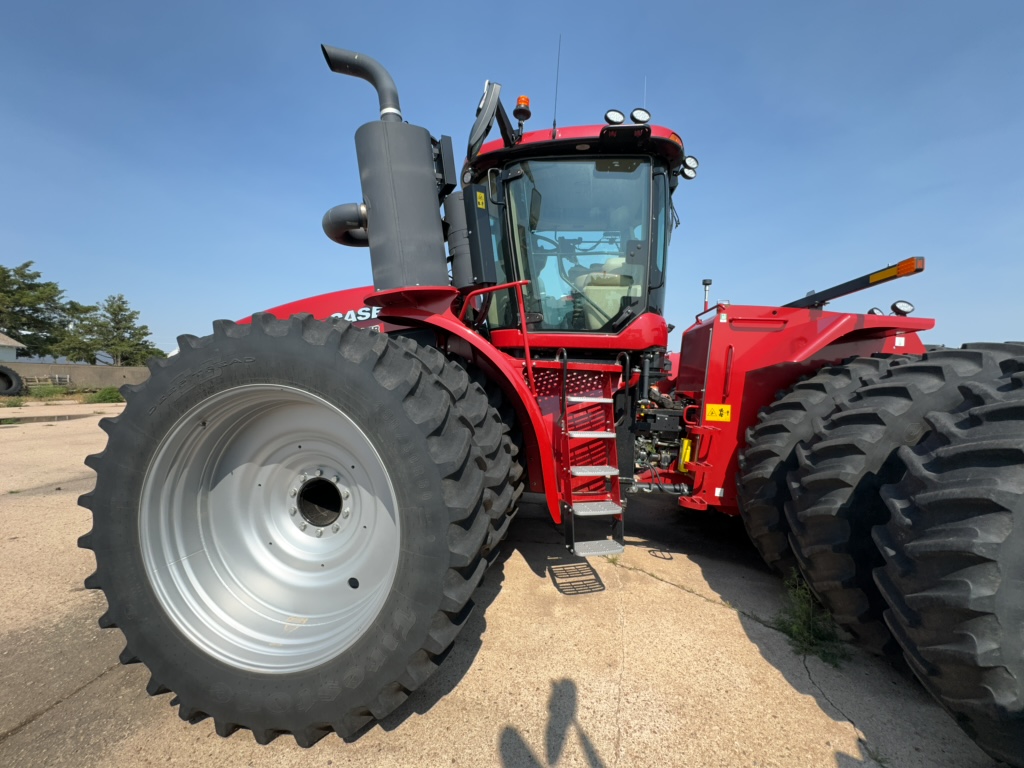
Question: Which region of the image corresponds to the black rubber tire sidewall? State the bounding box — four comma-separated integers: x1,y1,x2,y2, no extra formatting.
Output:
0,364,23,396
874,370,1024,765
785,344,1024,654
735,356,909,573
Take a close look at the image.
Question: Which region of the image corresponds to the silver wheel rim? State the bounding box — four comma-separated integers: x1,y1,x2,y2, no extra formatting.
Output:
140,384,400,674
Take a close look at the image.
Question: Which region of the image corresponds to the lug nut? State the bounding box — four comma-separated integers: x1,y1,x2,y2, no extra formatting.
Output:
342,508,350,519
332,524,339,533
316,529,323,538
315,469,323,477
342,489,350,500
300,522,307,531
290,489,297,497
332,475,340,484
290,507,297,516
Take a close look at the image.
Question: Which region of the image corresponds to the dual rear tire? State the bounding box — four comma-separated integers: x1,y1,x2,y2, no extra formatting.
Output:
739,346,1024,765
874,372,1024,765
785,344,1024,654
736,356,908,574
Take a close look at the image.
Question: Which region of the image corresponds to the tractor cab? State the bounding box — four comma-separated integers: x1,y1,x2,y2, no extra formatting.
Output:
458,83,696,346
481,155,666,333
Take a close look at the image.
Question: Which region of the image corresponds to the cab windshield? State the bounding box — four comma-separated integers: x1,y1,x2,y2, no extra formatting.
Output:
497,157,655,332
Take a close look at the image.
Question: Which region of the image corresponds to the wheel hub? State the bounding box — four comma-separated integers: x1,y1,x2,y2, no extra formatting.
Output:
289,469,353,538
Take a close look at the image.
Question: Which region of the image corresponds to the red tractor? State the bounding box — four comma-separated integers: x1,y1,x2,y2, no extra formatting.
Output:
80,46,1024,763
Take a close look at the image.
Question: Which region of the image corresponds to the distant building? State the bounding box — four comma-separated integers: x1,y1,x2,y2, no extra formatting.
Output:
0,332,27,363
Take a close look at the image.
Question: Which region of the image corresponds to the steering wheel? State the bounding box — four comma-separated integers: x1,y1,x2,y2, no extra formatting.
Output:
531,234,617,327
531,234,560,252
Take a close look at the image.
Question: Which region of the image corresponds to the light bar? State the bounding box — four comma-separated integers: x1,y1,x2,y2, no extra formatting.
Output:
869,257,925,284
784,256,927,309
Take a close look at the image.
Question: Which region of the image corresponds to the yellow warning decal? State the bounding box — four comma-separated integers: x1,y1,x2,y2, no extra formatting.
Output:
476,190,486,209
705,404,732,422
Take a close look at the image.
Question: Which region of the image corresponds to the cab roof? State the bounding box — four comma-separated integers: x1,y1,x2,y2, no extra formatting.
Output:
469,123,687,180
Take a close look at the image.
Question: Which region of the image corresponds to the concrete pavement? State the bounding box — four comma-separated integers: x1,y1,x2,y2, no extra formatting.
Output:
0,404,996,767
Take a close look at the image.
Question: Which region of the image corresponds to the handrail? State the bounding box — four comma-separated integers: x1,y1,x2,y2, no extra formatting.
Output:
723,344,734,400
614,351,630,426
693,303,720,325
456,279,531,321
457,279,536,394
555,348,569,428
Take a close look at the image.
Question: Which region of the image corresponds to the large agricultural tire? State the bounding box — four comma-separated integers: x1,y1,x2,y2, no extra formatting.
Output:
467,366,525,557
786,344,1024,655
390,336,524,562
78,314,492,746
874,372,1024,766
736,356,908,574
0,364,23,396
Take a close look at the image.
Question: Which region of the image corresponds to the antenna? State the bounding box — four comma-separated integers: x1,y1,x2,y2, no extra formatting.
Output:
551,35,562,139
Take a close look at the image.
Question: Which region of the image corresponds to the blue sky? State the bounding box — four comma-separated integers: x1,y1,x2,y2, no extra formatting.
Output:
2,2,1021,352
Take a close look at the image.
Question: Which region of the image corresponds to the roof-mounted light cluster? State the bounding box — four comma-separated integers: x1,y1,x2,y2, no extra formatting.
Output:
603,108,652,126
681,155,699,180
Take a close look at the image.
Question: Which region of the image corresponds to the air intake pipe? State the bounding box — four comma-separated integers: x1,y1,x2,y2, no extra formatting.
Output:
320,45,449,291
322,202,368,247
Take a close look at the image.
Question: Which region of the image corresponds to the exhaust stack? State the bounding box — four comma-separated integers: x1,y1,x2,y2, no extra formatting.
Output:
320,46,448,291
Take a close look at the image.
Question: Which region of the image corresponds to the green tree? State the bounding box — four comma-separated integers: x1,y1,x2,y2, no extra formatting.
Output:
88,294,166,366
52,300,101,364
0,262,66,358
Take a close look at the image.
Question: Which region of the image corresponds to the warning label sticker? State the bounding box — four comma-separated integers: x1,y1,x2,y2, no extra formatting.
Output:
705,404,732,422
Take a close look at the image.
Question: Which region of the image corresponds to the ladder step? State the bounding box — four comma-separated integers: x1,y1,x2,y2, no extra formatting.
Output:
570,465,618,477
567,430,616,439
566,396,613,404
572,501,622,516
573,540,625,557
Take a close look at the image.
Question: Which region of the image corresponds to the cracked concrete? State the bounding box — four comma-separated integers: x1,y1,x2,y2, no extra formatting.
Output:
0,407,999,767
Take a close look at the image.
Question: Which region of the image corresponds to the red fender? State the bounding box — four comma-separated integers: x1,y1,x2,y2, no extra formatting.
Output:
238,285,404,332
244,285,561,522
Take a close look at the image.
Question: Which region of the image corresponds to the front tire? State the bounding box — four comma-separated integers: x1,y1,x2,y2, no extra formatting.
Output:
78,315,491,745
390,338,524,563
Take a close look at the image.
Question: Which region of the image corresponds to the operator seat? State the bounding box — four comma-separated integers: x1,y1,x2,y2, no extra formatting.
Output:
578,257,639,329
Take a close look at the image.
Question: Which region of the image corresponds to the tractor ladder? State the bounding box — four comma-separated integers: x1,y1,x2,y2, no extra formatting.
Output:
543,351,625,557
